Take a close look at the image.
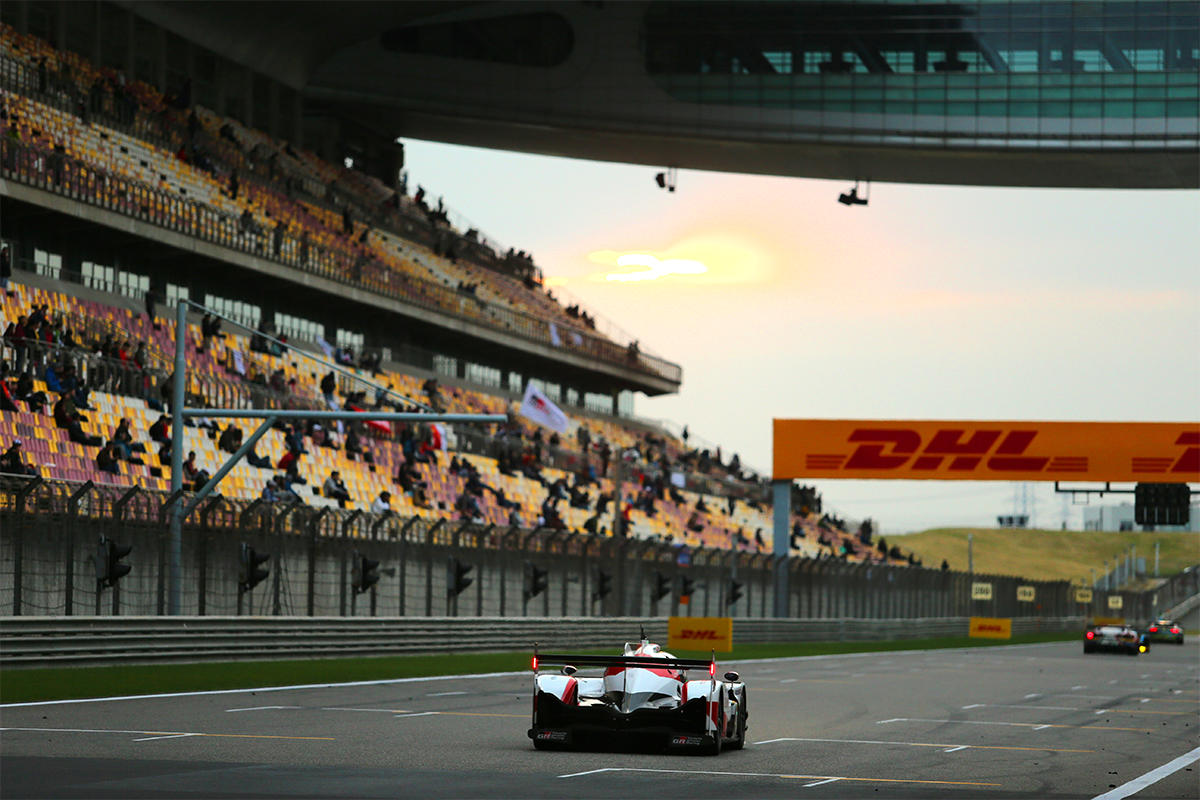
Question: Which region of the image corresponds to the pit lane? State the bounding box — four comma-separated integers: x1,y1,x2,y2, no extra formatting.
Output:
2,639,1197,799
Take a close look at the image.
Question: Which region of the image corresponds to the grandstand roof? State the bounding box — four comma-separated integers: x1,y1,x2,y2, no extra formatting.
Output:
119,0,1198,188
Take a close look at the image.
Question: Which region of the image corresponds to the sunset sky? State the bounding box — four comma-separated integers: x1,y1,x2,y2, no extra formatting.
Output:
402,138,1200,533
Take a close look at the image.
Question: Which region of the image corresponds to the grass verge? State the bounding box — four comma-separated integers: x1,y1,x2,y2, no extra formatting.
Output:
1,633,1077,704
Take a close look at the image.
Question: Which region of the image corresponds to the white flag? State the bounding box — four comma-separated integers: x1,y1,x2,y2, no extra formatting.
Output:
548,322,561,347
431,423,448,451
232,350,246,376
519,382,569,434
316,336,335,359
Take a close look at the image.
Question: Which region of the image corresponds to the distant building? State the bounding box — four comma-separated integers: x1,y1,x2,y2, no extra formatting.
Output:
1083,502,1199,532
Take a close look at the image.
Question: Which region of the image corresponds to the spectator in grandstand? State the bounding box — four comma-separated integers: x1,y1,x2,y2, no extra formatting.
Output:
148,414,170,445
4,314,29,373
569,483,591,511
371,491,392,515
541,496,565,531
395,461,430,508
112,418,145,462
228,170,239,201
95,441,121,475
493,487,519,510
246,440,271,469
0,242,12,297
695,495,710,513
941,559,950,571
320,371,337,405
182,451,200,483
455,490,483,523
261,477,281,503
1,439,35,476
598,438,611,477
218,424,243,454
686,510,705,533
344,424,372,463
323,470,351,508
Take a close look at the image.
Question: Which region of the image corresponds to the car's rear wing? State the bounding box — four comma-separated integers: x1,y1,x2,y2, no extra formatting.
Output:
534,653,714,672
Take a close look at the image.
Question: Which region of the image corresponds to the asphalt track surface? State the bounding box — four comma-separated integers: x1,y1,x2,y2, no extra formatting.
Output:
2,637,1197,799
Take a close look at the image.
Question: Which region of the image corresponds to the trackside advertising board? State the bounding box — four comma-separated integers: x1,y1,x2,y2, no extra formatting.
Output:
969,617,1012,639
773,420,1199,482
668,616,733,653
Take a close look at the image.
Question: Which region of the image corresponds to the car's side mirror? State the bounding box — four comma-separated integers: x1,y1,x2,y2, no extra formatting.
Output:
562,665,577,676
724,671,740,682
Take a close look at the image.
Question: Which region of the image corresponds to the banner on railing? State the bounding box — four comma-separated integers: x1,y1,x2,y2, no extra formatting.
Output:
773,419,1200,482
667,616,733,653
968,617,1011,639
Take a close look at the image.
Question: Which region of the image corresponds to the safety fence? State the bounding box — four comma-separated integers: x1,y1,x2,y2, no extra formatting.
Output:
0,615,1087,667
1,477,1167,625
0,135,682,384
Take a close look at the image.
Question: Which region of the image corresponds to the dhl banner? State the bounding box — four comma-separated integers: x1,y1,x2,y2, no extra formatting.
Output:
969,617,1012,639
668,616,733,653
773,420,1200,482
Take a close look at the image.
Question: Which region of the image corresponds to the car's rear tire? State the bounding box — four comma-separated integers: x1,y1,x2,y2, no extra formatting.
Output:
1083,644,1094,654
728,706,747,750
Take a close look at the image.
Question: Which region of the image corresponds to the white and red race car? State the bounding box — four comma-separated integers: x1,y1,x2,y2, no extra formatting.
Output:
528,634,747,755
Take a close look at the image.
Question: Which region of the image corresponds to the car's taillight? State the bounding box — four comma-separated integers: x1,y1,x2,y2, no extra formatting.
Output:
1171,627,1181,634
1086,631,1095,639
709,661,716,678
532,656,538,671
1149,627,1158,632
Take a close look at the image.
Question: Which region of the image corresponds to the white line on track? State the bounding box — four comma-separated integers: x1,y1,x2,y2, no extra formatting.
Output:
132,733,198,742
1091,746,1200,800
1033,725,1051,731
1071,685,1087,690
753,736,1092,753
393,712,440,718
803,778,841,787
225,706,300,713
779,679,798,684
321,707,409,713
967,703,1081,711
1025,693,1042,699
426,691,468,697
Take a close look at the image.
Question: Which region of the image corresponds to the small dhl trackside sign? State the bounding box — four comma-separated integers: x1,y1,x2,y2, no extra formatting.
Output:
969,617,1012,639
1108,595,1124,610
668,616,733,653
971,582,993,600
1016,585,1036,602
1075,588,1094,603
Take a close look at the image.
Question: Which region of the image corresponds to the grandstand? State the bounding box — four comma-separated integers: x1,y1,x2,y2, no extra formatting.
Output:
1,19,916,570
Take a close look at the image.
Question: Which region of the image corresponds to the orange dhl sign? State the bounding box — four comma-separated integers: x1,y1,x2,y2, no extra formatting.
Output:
773,420,1200,482
969,617,1012,639
667,616,733,653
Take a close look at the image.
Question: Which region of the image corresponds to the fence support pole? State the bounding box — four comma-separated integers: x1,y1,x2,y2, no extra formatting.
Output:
65,481,95,616
169,299,187,615
772,479,790,617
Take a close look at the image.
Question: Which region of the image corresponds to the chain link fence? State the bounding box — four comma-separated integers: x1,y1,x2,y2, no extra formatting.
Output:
2,476,1177,623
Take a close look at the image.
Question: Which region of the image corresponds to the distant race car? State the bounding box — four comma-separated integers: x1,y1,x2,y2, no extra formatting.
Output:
1145,619,1185,645
528,633,747,755
1084,625,1149,656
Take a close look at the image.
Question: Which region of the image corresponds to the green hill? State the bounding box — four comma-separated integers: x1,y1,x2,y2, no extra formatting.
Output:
889,528,1199,584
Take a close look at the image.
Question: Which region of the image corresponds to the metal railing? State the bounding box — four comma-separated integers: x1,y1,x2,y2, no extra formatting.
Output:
0,615,1087,667
0,476,1159,624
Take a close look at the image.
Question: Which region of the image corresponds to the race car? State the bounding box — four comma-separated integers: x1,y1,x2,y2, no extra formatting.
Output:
1145,619,1185,645
1083,625,1149,656
528,633,747,755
